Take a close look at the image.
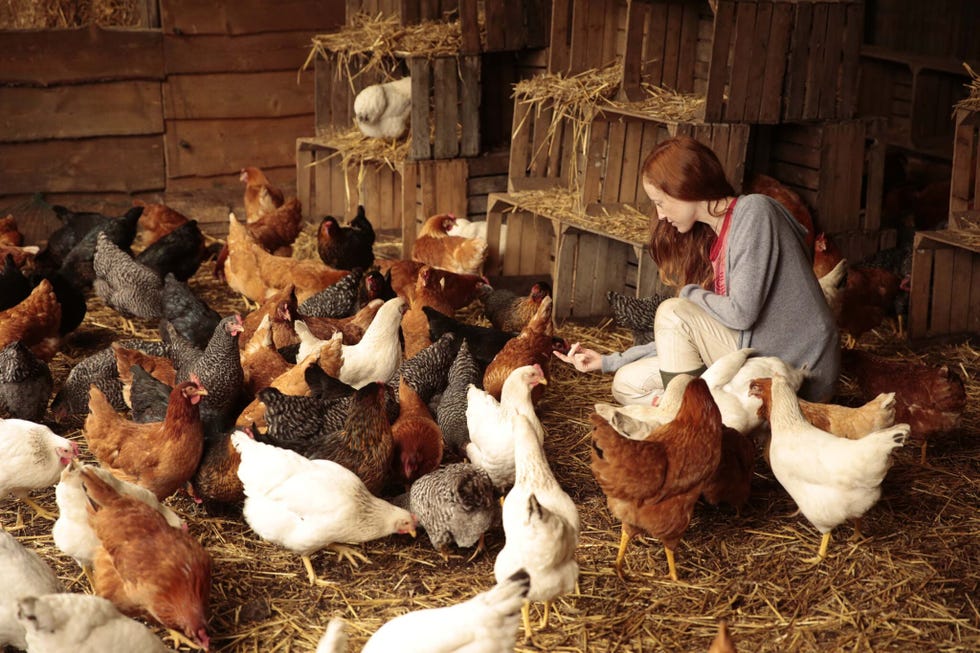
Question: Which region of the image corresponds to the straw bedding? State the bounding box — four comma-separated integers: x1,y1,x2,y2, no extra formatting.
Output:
3,224,979,653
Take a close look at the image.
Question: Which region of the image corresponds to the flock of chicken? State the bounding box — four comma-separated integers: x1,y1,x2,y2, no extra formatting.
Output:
0,166,968,653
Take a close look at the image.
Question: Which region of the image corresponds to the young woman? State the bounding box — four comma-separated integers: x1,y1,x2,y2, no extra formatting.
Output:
555,136,839,403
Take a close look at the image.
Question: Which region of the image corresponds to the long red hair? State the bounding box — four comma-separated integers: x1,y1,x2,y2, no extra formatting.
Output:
643,137,736,289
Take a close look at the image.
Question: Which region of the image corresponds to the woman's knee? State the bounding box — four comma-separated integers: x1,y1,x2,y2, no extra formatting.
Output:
654,297,694,333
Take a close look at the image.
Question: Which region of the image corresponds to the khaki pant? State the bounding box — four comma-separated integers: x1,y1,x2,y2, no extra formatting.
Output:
611,297,740,405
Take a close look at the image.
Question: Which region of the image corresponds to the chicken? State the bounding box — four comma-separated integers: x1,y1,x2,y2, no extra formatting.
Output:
162,273,222,349
316,206,376,271
81,466,211,650
837,264,904,344
241,166,285,223
0,253,31,311
841,348,967,463
31,268,87,336
39,205,135,271
358,266,396,308
112,342,176,408
299,299,384,346
394,463,496,559
402,265,456,358
224,212,348,303
84,378,207,500
424,306,516,369
494,412,579,639
420,266,489,311
360,570,530,652
0,278,62,361
239,284,299,352
127,366,173,424
333,297,404,389
483,296,558,402
299,268,364,318
391,378,444,488
481,281,551,334
54,462,184,579
54,206,142,290
134,219,207,282
700,425,755,513
0,340,52,421
354,76,413,140
379,258,425,300
749,374,909,560
447,216,508,259
745,173,815,254
93,232,164,321
466,365,547,491
589,378,723,580
605,290,667,346
241,314,291,397
592,373,696,441
1,418,77,520
133,199,191,250
176,314,245,434
16,593,171,653
413,214,489,275
0,214,23,247
438,340,481,456
190,428,249,506
817,258,847,321
0,531,63,650
708,621,738,653
233,430,416,583
243,197,304,256
812,232,844,281
395,332,461,406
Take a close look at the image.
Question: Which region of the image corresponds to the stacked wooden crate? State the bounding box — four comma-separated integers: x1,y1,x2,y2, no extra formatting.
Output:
296,0,548,246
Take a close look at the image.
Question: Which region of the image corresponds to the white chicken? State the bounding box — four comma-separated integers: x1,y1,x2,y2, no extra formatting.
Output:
330,296,403,389
1,417,78,521
593,373,695,440
16,593,170,653
53,462,185,581
494,413,579,640
753,374,910,560
292,323,343,371
446,217,508,259
0,531,63,650
232,431,416,585
817,258,847,321
354,76,413,140
465,364,547,491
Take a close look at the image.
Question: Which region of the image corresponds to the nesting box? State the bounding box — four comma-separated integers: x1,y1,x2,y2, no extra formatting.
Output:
547,0,630,75
951,107,980,217
407,54,481,160
619,0,863,124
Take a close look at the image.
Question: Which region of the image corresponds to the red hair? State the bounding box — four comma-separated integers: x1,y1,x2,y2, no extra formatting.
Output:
642,137,736,289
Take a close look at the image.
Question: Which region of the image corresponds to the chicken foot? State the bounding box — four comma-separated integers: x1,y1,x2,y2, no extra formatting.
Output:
664,545,679,582
804,531,832,563
538,600,552,628
465,533,486,563
302,555,319,585
166,628,204,650
329,543,371,568
850,517,864,542
521,600,533,641
19,496,57,521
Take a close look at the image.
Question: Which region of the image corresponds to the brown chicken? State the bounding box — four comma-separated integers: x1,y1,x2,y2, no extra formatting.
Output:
412,214,489,275
223,212,348,304
700,426,754,513
240,315,291,397
239,284,299,352
837,265,903,345
812,232,844,280
241,166,284,223
84,378,207,500
242,197,303,257
0,278,61,361
483,296,558,403
190,429,247,505
842,349,966,463
390,378,444,488
589,378,723,581
0,214,23,247
378,259,424,301
746,173,815,255
401,265,455,358
81,466,211,650
300,298,384,346
112,342,176,408
481,281,552,333
132,200,190,251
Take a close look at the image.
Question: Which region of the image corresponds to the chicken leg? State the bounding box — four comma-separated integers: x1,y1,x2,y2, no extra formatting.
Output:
20,496,57,521
521,600,533,640
664,545,679,582
302,554,318,585
166,628,202,651
614,524,631,579
804,531,832,563
465,532,486,563
329,543,371,568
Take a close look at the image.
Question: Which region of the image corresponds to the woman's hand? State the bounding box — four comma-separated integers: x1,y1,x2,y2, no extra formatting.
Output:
552,342,603,373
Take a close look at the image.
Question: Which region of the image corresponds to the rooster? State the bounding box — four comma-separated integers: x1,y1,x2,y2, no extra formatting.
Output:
412,213,489,275
354,76,413,140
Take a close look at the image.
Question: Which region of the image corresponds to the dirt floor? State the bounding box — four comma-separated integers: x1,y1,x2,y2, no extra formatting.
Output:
2,200,979,652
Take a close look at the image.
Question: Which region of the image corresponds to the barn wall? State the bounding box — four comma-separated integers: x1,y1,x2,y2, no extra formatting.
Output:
0,0,344,214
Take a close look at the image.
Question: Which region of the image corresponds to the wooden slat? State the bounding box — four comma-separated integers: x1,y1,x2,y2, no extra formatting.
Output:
644,1,668,88
676,2,700,93
314,56,334,136
484,0,507,52
508,100,533,188
908,243,933,338
949,249,974,333
312,154,332,219
783,2,812,122
552,226,575,318
587,236,613,315
758,2,794,124
517,211,538,275
838,2,863,118
572,231,599,316
401,161,419,254
330,62,354,137
524,0,551,49
703,0,735,122
528,105,554,178
970,257,980,335
661,2,684,90
601,119,628,204
864,122,885,231
164,71,313,120
771,161,820,192
619,119,645,206
458,0,481,53
433,57,459,159
485,204,504,276
163,31,314,74
0,82,162,142
620,0,649,101
295,139,314,220
502,212,526,276
724,1,758,123
0,27,163,85
743,1,773,123
160,0,342,35
460,55,481,157
570,0,607,74
581,120,609,207
0,135,164,194
165,115,312,178
929,248,955,335
819,4,846,119
548,0,573,73
802,2,828,120
408,59,433,160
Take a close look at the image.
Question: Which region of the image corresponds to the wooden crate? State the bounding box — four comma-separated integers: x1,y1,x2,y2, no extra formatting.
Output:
547,0,630,75
950,108,980,216
508,101,750,211
484,194,559,279
908,212,980,341
407,54,481,160
481,0,551,53
619,0,862,124
752,118,886,237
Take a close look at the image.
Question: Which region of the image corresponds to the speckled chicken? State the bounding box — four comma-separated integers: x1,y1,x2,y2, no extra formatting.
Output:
0,278,62,362
162,273,221,349
396,332,460,404
395,462,497,559
93,232,163,321
0,340,52,420
0,531,64,650
1,418,78,520
50,206,142,289
175,314,245,433
298,268,364,318
437,340,481,456
481,281,551,333
605,290,668,346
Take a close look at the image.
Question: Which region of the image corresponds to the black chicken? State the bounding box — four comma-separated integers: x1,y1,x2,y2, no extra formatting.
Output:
423,306,516,370
0,253,31,311
605,290,668,346
135,219,206,282
0,340,52,421
128,363,173,424
38,204,139,269
316,205,376,271
52,205,142,288
162,274,221,350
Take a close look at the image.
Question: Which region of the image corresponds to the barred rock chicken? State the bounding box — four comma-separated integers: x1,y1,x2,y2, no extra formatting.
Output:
481,281,552,334
842,348,967,463
133,199,190,250
413,213,489,275
354,76,413,140
394,332,460,405
0,418,78,520
17,593,171,653
0,531,63,650
54,207,142,290
175,314,244,434
299,268,365,318
589,379,723,581
0,340,52,421
483,296,561,402
93,232,163,321
438,340,481,456
605,290,668,346
390,378,444,488
394,462,496,560
316,206,376,271
749,374,909,560
494,413,579,639
81,466,212,651
162,273,222,349
0,278,62,361
233,431,416,584
241,166,284,223
84,379,207,500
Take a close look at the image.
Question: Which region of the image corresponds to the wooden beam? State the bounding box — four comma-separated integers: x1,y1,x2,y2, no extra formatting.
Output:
163,31,317,74
164,71,314,120
160,0,343,35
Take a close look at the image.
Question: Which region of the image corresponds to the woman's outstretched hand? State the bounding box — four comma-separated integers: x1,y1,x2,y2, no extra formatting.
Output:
552,342,603,373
